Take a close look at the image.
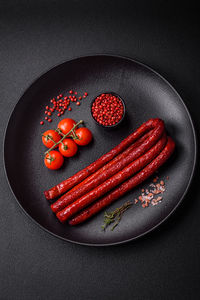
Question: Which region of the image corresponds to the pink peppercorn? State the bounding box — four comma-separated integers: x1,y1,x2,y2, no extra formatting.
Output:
42,89,88,123
92,93,124,126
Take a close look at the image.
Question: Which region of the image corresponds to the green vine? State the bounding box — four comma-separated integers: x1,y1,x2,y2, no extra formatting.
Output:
44,120,83,157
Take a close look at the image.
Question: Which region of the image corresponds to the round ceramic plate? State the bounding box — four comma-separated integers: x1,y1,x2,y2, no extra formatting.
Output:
4,55,196,246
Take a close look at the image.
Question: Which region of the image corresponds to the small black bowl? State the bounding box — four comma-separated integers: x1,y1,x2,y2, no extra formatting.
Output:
90,92,126,128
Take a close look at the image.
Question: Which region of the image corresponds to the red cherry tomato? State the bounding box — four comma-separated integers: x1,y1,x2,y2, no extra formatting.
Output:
74,127,93,146
59,138,78,157
57,118,76,135
42,130,61,148
44,150,64,170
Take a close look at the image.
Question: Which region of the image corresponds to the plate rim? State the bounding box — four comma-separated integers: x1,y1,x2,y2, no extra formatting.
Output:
3,53,197,247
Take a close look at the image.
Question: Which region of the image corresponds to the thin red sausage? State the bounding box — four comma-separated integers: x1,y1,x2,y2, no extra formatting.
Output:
56,134,167,223
61,130,153,196
44,118,164,200
69,136,175,225
51,131,152,212
51,126,164,213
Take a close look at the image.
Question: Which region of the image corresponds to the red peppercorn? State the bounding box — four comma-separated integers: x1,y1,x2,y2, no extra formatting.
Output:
40,121,44,125
92,93,124,126
42,88,86,122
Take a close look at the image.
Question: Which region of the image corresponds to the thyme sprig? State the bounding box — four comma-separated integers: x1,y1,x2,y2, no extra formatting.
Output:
101,201,133,231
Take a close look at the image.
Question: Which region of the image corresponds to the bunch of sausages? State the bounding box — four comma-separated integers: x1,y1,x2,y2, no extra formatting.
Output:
44,118,175,225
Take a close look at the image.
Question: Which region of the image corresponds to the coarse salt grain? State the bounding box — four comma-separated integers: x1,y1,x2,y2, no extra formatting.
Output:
134,176,167,208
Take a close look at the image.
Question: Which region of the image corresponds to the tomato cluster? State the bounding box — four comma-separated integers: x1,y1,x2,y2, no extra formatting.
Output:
42,118,92,170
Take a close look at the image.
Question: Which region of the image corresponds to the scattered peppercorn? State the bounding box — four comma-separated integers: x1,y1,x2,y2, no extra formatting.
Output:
41,90,88,123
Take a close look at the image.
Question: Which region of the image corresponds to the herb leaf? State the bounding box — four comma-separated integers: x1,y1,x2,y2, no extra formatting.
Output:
101,201,133,231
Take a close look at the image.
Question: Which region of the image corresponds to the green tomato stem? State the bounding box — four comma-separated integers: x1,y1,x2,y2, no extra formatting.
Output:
44,120,83,155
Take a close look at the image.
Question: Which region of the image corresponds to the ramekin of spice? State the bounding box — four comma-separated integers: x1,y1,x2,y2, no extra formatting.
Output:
91,92,125,128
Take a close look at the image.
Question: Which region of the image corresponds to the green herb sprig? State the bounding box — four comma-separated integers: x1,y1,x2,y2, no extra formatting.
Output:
101,201,133,231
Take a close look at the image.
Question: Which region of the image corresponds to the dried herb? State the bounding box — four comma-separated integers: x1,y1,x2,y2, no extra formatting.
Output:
101,201,133,231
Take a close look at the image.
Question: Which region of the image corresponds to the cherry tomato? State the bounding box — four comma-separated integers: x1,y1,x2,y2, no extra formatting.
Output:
74,127,93,146
42,130,61,149
59,138,78,157
57,118,76,135
44,150,64,170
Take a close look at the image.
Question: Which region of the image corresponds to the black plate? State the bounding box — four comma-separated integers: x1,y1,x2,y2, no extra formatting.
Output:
4,55,196,246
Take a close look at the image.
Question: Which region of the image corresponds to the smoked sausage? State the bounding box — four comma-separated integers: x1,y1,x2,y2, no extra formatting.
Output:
56,133,167,223
69,136,175,225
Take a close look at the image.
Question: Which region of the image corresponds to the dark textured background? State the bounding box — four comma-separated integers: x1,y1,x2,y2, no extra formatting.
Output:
1,1,200,299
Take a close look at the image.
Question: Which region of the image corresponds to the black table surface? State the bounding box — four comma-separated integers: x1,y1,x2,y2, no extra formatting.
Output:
1,1,200,299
